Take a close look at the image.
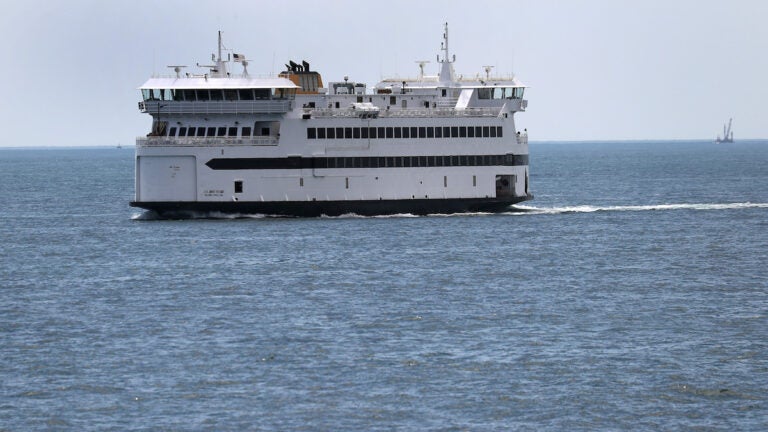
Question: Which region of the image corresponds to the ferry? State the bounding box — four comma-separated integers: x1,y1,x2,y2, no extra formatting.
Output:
130,24,532,217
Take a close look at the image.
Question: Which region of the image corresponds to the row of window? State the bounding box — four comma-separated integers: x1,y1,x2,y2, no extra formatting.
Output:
142,88,295,102
167,126,271,138
308,126,504,140
205,154,529,170
169,126,245,137
476,87,525,100
310,153,527,169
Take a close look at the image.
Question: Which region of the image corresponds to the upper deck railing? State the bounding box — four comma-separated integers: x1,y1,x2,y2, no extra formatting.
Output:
136,136,279,147
515,133,529,146
309,107,502,119
140,100,293,115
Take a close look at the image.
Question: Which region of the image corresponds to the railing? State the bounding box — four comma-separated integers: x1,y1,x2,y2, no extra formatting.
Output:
140,100,293,115
436,98,459,108
136,136,279,147
515,133,529,145
309,107,502,119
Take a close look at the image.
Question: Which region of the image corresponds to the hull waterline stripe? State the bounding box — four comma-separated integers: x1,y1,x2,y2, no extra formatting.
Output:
130,196,533,218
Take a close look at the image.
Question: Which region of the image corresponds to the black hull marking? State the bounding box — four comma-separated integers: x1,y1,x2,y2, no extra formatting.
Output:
130,196,533,218
205,154,529,170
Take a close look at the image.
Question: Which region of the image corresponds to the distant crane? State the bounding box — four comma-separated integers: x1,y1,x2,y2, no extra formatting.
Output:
716,118,734,143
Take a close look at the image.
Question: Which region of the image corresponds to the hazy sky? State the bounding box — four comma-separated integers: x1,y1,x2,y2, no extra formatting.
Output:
1,0,765,146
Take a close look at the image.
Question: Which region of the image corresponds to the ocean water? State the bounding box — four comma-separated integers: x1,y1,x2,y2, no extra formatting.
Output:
1,140,767,430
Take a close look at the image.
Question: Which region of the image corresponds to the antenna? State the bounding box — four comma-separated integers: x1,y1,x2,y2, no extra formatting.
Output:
217,30,223,63
483,65,494,80
441,22,450,63
415,60,430,80
437,23,456,83
167,65,187,78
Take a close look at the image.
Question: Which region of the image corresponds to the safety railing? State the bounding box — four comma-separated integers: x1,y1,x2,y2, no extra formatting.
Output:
136,136,279,147
140,100,293,115
515,133,529,145
309,107,501,119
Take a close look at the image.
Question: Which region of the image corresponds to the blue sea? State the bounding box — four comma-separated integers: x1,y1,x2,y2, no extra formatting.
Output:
1,140,767,431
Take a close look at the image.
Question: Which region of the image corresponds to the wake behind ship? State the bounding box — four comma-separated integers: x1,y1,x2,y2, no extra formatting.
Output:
130,24,532,217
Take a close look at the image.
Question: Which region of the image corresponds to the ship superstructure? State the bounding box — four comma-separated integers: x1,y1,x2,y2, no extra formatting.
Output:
131,24,532,217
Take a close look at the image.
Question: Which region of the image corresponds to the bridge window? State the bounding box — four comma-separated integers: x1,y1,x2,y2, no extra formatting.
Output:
327,128,336,139
242,127,251,137
307,128,316,139
272,88,296,100
224,90,238,101
345,127,352,138
207,127,216,137
182,89,196,101
178,127,187,137
168,127,177,137
477,88,491,99
239,89,254,100
317,128,326,139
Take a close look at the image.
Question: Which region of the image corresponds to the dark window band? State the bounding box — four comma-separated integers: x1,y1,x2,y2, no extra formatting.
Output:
206,154,529,170
307,126,503,139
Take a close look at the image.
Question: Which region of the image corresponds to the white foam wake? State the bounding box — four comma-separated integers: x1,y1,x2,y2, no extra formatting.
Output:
508,202,768,215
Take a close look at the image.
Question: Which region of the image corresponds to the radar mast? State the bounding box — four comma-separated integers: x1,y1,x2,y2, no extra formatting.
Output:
438,23,456,83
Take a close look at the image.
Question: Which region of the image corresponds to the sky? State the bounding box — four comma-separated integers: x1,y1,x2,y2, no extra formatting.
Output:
0,0,765,146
